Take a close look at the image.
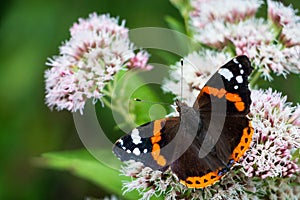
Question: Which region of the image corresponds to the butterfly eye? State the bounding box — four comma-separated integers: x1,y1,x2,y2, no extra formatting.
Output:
176,106,181,113
175,99,181,113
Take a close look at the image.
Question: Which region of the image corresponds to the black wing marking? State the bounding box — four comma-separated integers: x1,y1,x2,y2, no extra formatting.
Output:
193,55,253,115
113,117,180,171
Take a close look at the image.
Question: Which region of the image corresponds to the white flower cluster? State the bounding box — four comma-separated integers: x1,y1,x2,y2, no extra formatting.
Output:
242,89,300,179
267,0,300,26
45,13,151,113
189,0,300,80
121,160,188,200
190,0,262,28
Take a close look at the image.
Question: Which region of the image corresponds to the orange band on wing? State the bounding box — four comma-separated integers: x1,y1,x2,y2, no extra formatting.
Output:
180,171,221,188
202,86,245,112
234,101,245,112
232,121,254,162
150,120,167,166
225,93,242,102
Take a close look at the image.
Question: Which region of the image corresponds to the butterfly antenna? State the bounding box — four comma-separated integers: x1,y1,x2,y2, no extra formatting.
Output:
133,98,171,105
180,58,184,102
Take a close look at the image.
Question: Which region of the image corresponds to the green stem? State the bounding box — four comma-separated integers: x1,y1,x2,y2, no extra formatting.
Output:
101,79,136,129
102,89,111,96
170,0,192,36
183,13,191,37
249,70,262,89
101,96,112,110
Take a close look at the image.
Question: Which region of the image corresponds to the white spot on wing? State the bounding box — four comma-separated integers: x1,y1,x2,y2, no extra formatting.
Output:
131,128,142,145
143,149,148,153
118,139,123,145
133,148,141,156
236,75,243,83
240,69,244,74
234,85,238,89
233,58,238,64
218,68,234,81
239,64,242,68
126,149,131,153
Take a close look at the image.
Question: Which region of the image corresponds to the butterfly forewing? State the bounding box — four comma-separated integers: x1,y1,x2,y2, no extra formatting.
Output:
193,55,253,115
113,117,180,170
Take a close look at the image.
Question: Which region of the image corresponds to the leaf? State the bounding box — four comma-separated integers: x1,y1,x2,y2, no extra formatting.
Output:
35,149,140,200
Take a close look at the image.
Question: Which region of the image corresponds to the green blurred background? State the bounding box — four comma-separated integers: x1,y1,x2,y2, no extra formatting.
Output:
0,0,299,199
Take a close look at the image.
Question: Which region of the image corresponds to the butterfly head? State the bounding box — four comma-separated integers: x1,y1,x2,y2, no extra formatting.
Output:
175,99,200,121
175,99,188,114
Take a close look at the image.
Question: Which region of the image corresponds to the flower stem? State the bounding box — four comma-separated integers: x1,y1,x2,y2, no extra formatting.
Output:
101,79,136,129
250,70,262,88
101,96,112,109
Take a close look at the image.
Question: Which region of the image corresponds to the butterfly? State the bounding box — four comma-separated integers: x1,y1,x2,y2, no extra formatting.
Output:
113,55,254,188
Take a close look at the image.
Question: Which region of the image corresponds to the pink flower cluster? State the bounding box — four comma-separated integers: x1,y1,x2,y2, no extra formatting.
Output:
127,51,153,71
267,0,300,26
45,13,152,113
189,0,300,80
268,0,300,48
241,89,300,179
190,0,261,28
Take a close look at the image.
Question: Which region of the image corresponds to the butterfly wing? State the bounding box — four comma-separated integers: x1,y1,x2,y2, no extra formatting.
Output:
171,55,254,188
196,55,253,164
193,55,253,115
113,117,180,171
171,115,253,188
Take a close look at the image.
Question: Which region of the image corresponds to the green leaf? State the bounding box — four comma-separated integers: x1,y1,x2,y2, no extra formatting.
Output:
35,149,140,200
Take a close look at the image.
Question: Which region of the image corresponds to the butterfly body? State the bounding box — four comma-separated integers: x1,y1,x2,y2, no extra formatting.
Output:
113,55,254,188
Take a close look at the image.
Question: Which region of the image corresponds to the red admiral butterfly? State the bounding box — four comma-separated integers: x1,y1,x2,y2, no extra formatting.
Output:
113,55,254,188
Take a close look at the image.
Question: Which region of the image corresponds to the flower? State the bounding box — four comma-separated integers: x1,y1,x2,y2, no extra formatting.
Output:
121,161,187,200
190,0,262,28
241,89,300,179
267,0,300,47
189,0,300,80
127,51,153,71
267,0,300,26
247,44,300,80
45,13,152,113
280,23,300,47
191,9,276,55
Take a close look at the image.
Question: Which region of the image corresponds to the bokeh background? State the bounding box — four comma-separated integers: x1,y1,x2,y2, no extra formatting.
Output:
0,0,299,199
